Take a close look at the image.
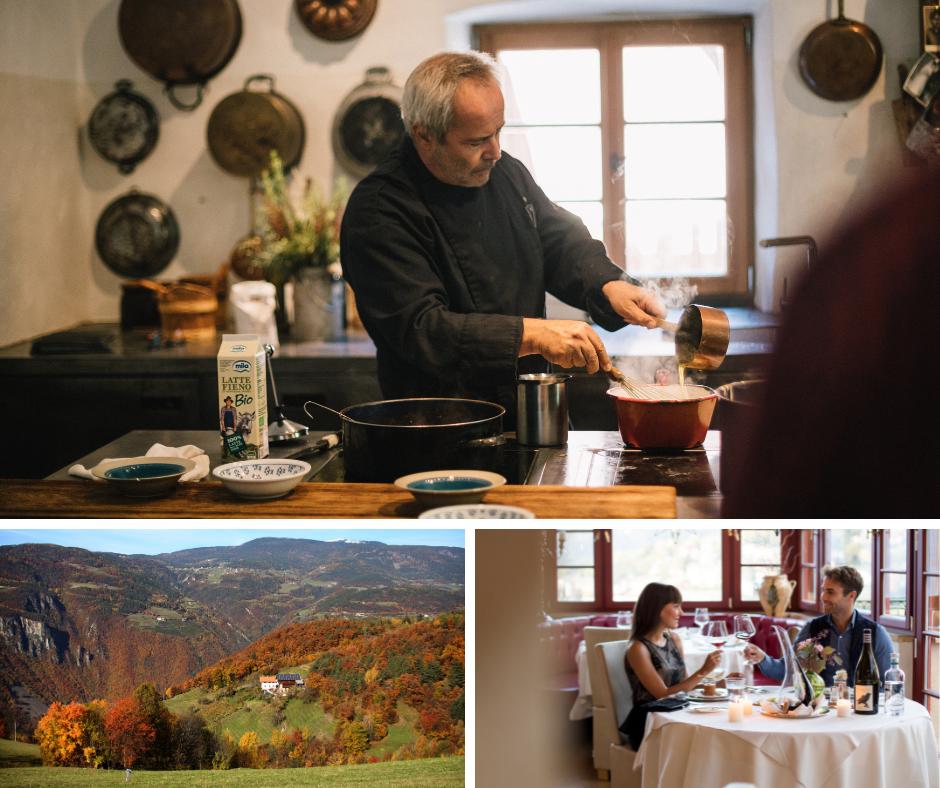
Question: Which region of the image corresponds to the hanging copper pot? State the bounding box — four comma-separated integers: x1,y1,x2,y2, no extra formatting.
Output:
118,0,242,111
206,75,306,179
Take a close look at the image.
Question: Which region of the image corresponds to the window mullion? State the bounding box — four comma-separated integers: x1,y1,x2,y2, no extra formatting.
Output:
601,28,624,268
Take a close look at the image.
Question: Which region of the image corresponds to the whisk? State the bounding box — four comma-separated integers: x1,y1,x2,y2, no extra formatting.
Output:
606,365,696,401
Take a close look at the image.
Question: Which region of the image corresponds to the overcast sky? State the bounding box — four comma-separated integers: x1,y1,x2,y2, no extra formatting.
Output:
0,528,465,555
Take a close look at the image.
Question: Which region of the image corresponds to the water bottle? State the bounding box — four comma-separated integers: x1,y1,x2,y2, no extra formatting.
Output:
884,652,905,716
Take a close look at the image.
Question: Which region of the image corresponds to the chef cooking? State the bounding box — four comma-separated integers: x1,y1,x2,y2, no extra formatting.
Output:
340,50,666,418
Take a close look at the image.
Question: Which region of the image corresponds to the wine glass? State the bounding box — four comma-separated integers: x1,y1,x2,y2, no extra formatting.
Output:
733,614,756,644
700,621,729,689
694,607,710,635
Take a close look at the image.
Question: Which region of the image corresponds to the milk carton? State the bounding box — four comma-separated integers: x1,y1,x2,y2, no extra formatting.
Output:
217,334,268,459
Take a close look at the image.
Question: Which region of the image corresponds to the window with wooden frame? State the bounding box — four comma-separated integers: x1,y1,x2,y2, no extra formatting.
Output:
730,529,781,606
917,529,939,733
797,529,824,611
477,17,754,301
878,528,912,629
827,529,874,615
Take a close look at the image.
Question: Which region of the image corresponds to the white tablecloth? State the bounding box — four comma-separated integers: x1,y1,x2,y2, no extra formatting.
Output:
634,698,939,788
571,631,733,720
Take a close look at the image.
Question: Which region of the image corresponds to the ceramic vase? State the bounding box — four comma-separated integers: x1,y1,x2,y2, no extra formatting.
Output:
291,267,344,341
759,574,797,617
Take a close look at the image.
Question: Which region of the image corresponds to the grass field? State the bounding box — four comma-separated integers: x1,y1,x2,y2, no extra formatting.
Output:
0,756,463,786
164,682,416,756
0,740,40,768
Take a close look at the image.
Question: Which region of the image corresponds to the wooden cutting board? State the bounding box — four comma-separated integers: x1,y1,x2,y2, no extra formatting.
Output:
0,480,676,519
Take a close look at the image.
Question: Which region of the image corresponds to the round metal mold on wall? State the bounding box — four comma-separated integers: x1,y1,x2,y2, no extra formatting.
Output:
95,190,180,278
295,0,378,42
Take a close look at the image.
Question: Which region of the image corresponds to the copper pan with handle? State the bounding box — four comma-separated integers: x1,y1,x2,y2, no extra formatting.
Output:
798,0,883,102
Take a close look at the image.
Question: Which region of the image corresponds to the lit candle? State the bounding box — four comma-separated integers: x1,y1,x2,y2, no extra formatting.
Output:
728,701,743,722
836,699,851,717
741,698,753,715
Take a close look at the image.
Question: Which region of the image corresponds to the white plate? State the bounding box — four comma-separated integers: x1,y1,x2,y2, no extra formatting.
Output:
689,705,724,714
689,688,729,702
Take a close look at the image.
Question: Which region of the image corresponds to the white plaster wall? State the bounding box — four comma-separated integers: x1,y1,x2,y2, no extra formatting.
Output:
0,0,922,346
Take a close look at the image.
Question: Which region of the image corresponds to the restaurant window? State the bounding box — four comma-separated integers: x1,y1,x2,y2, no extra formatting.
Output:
879,529,910,625
609,529,723,606
828,529,873,615
734,529,781,604
477,17,754,300
555,529,596,604
799,529,822,608
920,530,939,733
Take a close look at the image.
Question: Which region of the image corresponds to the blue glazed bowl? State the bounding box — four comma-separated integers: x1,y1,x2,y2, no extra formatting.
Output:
394,470,506,508
91,456,196,498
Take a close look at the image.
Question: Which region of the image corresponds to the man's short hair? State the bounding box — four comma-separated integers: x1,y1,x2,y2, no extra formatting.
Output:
401,51,499,142
823,565,864,598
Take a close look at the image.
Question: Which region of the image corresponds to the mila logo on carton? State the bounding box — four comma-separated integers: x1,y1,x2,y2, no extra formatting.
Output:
233,360,251,372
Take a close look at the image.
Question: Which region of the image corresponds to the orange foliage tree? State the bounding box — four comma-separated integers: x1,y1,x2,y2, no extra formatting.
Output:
104,696,156,768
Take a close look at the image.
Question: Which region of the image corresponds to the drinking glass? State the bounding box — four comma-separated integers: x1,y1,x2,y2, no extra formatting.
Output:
700,621,729,686
694,607,710,635
616,610,633,629
733,614,756,643
725,672,746,701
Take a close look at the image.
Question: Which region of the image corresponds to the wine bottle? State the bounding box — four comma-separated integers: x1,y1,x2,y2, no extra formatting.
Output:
853,629,880,715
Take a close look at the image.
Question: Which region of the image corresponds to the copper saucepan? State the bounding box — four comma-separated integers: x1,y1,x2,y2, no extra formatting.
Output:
658,304,731,370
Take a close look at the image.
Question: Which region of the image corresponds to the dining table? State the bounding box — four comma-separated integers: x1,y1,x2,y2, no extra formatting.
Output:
633,697,939,788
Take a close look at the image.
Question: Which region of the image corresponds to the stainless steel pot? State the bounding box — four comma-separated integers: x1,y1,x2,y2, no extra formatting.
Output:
517,373,570,446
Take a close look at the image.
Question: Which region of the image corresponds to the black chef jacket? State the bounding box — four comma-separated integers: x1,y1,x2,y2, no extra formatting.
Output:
340,136,636,416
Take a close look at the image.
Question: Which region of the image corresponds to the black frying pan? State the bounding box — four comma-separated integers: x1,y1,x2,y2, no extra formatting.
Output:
798,0,883,102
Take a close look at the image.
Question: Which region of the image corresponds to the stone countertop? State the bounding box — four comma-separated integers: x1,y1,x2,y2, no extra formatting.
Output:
0,307,777,370
46,428,722,519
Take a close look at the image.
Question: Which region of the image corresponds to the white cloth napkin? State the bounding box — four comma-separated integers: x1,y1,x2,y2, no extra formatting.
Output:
69,443,210,482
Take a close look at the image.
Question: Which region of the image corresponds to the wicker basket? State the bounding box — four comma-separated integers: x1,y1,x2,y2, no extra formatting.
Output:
158,283,218,341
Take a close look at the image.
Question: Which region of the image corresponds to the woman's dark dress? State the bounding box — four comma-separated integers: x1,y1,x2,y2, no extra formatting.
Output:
621,633,687,749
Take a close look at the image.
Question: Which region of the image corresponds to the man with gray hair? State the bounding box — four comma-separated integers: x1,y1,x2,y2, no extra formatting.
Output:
340,51,664,416
744,565,894,686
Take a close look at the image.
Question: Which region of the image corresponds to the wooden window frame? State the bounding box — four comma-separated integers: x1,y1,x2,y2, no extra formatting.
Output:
476,17,755,302
914,529,939,709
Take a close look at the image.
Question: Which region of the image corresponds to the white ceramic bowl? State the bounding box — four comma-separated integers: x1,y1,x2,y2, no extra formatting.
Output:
417,503,535,519
213,459,311,499
394,469,506,508
91,456,196,498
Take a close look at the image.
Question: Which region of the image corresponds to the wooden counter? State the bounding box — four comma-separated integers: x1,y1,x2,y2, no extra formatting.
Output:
0,479,676,519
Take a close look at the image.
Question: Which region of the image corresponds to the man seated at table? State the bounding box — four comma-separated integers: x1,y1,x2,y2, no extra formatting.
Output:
744,566,893,685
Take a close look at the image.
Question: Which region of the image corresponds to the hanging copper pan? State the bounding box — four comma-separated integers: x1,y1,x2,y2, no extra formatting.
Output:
207,75,306,179
118,0,242,111
798,0,882,102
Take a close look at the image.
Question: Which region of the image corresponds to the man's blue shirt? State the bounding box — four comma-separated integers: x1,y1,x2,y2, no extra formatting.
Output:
758,610,893,685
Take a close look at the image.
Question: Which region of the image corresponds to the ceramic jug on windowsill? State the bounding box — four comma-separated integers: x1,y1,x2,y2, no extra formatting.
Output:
759,574,797,617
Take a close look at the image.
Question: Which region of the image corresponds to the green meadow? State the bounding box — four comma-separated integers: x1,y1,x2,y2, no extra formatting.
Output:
0,755,464,786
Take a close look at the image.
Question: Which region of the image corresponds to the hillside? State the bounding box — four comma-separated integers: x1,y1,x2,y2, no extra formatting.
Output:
0,539,463,730
167,615,465,762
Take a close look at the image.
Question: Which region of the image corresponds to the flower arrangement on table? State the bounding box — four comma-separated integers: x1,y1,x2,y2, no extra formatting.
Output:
795,630,843,697
251,149,349,288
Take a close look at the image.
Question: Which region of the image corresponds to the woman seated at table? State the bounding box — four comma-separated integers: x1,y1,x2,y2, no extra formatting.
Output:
621,582,721,749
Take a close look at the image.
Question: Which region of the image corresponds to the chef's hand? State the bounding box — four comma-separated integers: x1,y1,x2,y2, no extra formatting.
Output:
519,318,611,374
602,280,666,329
743,644,766,664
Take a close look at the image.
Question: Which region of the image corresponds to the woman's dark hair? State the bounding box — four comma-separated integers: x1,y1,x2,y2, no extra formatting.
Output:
631,582,682,641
